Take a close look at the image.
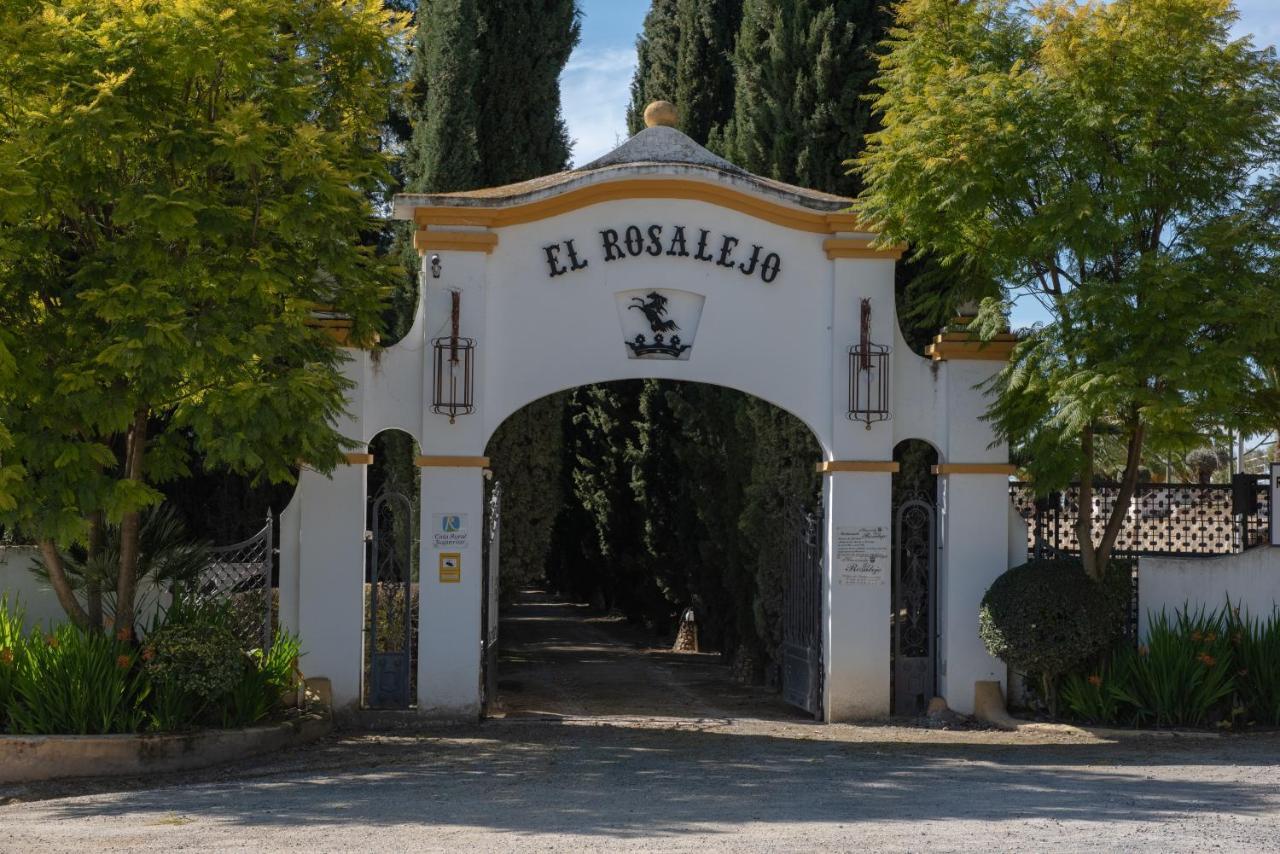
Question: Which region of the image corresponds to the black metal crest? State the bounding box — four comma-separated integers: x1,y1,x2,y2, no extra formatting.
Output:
627,291,690,358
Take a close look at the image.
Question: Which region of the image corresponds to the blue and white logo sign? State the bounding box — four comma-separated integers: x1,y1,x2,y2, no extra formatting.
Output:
432,513,469,549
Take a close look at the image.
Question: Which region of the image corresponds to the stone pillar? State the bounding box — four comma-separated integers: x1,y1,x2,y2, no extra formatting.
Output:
935,465,1013,714
927,321,1018,715
415,458,487,718
822,463,896,720
823,245,901,722
294,454,370,713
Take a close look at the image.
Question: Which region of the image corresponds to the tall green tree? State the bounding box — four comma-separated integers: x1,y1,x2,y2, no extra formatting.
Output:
0,0,408,630
402,0,580,596
721,0,890,195
627,0,743,145
404,0,482,193
858,0,1280,578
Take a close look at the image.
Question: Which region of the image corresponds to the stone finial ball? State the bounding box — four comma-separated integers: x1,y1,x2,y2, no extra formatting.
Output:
643,100,679,128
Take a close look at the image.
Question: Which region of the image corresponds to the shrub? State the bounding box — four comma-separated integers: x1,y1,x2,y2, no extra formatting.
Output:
6,624,148,734
1229,606,1280,726
0,595,24,730
979,559,1126,711
222,632,303,728
1111,608,1235,727
142,600,245,731
1061,649,1127,724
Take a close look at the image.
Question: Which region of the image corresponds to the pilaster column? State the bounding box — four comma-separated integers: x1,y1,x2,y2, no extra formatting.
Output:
820,461,897,721
295,452,371,713
415,455,488,718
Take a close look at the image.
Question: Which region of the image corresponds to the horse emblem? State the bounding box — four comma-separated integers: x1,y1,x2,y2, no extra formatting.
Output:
625,290,691,358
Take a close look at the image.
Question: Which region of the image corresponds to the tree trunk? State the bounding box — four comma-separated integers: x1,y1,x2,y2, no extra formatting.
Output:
86,510,104,629
1093,422,1146,572
1077,426,1098,579
113,408,149,635
37,539,92,630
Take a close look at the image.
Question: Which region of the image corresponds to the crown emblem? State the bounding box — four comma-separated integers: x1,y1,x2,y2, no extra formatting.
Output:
626,292,692,358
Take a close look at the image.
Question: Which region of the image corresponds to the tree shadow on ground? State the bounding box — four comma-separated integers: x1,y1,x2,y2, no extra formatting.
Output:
19,720,1280,840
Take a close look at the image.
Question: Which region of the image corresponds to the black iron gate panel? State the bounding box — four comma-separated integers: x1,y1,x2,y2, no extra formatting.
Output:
200,513,273,651
893,498,936,716
366,490,414,709
481,482,501,715
781,504,823,719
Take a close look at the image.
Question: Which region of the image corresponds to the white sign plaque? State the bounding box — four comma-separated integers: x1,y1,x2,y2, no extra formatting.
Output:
432,513,469,550
836,526,890,585
1272,464,1279,547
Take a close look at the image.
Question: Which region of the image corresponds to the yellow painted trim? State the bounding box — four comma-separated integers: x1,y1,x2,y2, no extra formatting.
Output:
413,230,499,254
411,179,866,236
415,455,491,468
343,453,374,465
932,463,1017,476
816,460,900,474
823,238,906,261
926,330,1018,362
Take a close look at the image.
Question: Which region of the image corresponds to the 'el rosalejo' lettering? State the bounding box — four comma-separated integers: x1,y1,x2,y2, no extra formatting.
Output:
542,224,782,284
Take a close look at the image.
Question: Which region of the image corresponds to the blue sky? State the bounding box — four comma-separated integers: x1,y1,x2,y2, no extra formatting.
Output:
563,0,1280,167
560,1,1280,329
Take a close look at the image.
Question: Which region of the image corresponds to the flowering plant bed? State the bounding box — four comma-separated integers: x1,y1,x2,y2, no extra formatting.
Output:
1,596,306,737
1059,604,1280,730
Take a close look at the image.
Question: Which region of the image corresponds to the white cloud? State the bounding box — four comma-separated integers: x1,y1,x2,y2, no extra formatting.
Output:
560,47,636,167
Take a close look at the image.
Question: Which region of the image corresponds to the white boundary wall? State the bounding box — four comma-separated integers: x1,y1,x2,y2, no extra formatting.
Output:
1139,547,1280,634
0,547,66,633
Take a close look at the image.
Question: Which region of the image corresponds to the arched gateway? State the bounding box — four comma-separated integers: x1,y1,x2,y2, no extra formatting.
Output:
278,106,1018,721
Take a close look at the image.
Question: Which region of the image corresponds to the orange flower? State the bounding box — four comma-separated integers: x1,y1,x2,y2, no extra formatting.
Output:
0,647,13,666
1087,675,1103,687
1198,653,1217,667
142,646,155,662
115,627,132,643
1205,632,1217,643
116,654,131,670
45,634,59,649
1138,644,1150,657
1191,631,1203,642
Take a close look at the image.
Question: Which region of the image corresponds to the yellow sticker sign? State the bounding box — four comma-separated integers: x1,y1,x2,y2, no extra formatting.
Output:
438,552,461,583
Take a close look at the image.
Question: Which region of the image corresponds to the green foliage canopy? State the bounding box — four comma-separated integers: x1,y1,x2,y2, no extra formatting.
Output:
858,0,1280,575
0,0,408,628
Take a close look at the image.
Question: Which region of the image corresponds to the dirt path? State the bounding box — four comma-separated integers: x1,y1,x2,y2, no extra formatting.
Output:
492,589,803,722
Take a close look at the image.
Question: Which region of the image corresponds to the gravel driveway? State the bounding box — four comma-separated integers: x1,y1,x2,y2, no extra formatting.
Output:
4,592,1279,851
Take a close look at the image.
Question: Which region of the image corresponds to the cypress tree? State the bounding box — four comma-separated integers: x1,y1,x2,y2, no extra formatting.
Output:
404,0,482,193
627,0,742,145
721,0,890,195
400,0,580,600
626,0,681,136
476,0,581,184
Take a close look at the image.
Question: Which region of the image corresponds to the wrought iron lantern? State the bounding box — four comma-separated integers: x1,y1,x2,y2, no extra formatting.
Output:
431,290,475,423
848,298,891,428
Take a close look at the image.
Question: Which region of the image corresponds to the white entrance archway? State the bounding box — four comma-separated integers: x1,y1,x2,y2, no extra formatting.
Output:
278,111,1018,721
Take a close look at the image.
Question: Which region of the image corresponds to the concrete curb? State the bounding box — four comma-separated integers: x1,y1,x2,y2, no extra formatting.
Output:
0,711,332,784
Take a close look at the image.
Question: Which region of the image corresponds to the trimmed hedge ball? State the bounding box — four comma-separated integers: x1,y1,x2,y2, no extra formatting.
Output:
979,559,1127,680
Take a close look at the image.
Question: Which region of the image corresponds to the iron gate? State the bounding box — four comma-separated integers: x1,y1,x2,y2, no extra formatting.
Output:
781,503,823,719
892,497,937,716
366,489,415,709
480,482,502,715
200,513,274,651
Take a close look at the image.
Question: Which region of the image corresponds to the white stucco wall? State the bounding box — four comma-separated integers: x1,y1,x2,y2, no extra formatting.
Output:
0,547,66,633
1139,547,1280,636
